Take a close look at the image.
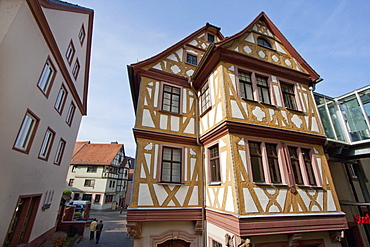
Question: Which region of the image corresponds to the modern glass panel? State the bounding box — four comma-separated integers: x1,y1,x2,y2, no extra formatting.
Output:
339,94,370,142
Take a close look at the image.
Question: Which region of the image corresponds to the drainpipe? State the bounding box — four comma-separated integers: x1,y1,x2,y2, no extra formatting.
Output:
189,77,206,247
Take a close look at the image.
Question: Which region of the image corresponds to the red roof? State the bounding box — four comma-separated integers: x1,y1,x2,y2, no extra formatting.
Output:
71,142,123,165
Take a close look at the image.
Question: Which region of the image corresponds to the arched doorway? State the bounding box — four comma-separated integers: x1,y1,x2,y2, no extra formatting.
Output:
158,239,190,247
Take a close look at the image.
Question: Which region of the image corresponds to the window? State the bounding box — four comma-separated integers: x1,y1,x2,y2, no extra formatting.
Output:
239,71,253,100
54,138,66,165
94,194,101,203
212,240,222,247
161,147,182,183
238,70,272,104
109,180,116,188
281,82,298,110
82,194,92,202
209,144,221,183
72,166,77,172
207,33,215,43
38,128,55,160
248,142,265,183
37,59,56,96
54,85,67,113
266,143,281,183
65,102,76,126
87,166,97,173
72,59,80,79
288,146,318,186
200,82,211,113
14,110,39,153
257,37,272,49
105,195,113,203
162,84,181,114
246,140,284,184
73,193,80,200
78,25,85,44
68,179,74,186
288,147,303,185
256,75,270,104
65,41,75,64
186,53,197,65
84,179,95,187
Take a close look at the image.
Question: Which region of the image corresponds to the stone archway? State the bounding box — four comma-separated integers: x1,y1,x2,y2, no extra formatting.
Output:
158,239,190,247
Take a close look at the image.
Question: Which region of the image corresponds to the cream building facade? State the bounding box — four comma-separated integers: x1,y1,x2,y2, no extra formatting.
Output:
0,0,93,246
127,13,347,247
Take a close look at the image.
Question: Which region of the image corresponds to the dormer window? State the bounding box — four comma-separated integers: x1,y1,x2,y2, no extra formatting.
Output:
257,37,272,49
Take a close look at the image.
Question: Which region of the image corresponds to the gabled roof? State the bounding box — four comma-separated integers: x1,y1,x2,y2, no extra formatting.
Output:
71,142,123,165
130,23,223,70
216,12,319,80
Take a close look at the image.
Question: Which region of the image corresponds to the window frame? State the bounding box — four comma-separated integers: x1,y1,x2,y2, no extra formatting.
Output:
87,166,97,173
158,144,184,184
65,102,76,126
279,81,302,111
84,179,95,187
160,82,182,114
245,138,287,185
104,195,113,203
72,59,80,79
13,109,40,154
65,40,75,65
237,69,274,104
54,85,68,114
285,144,322,187
37,58,56,97
257,37,273,49
200,81,211,114
94,194,101,204
208,144,221,184
68,179,74,186
78,24,86,45
54,138,66,165
207,33,215,43
38,127,55,161
186,53,198,66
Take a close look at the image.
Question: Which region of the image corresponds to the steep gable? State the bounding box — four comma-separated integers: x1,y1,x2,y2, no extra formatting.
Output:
217,12,319,80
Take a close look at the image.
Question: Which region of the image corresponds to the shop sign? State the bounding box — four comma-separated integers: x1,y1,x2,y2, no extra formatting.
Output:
353,214,370,226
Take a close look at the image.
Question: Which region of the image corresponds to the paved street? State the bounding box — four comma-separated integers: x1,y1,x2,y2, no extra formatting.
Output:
73,209,134,247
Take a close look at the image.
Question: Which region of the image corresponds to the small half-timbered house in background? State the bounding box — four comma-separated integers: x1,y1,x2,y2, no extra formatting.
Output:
127,12,347,247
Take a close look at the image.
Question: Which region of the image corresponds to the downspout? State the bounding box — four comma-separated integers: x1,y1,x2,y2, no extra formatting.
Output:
189,76,205,247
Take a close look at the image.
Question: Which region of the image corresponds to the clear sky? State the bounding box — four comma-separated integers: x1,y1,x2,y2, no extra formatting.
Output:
70,0,370,157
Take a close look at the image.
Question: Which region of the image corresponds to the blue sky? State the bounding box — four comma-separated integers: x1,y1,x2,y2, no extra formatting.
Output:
71,0,370,157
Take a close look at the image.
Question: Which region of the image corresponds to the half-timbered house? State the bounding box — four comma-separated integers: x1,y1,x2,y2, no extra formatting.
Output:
127,12,347,247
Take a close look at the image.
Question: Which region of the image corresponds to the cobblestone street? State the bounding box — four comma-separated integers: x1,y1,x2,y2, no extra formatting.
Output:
73,209,133,247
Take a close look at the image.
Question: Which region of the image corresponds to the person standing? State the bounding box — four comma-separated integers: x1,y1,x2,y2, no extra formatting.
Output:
89,218,97,240
95,220,104,244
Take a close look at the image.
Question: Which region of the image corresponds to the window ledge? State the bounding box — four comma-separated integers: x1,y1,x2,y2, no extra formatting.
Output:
285,107,304,114
241,98,258,103
260,102,277,108
157,182,186,186
158,109,182,116
200,107,212,117
208,182,221,186
296,184,323,189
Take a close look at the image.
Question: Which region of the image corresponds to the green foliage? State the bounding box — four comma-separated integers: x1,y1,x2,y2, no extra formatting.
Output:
51,236,66,247
63,190,72,197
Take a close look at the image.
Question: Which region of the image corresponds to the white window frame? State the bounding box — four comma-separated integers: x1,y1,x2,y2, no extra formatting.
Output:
65,102,76,126
54,85,67,114
38,128,55,160
14,110,39,153
37,59,56,96
160,82,182,114
54,138,66,165
200,82,211,114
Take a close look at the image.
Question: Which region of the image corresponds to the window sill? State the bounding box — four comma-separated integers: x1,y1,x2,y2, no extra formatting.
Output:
158,182,185,186
241,98,258,103
253,182,289,187
260,102,278,108
200,107,212,117
208,182,221,186
296,184,323,189
284,107,303,114
158,110,182,116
